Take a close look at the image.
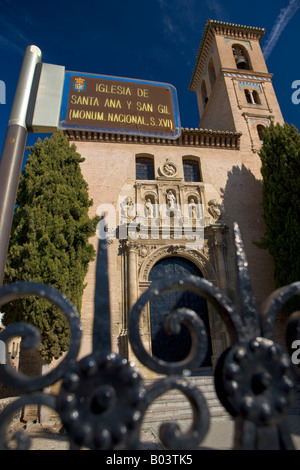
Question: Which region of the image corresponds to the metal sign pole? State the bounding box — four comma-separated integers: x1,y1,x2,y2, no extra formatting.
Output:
0,45,42,286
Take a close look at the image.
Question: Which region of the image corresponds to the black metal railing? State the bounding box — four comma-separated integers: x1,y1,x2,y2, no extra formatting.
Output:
0,223,299,450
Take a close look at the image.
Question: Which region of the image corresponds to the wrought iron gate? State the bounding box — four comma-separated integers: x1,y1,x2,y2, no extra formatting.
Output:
0,223,299,450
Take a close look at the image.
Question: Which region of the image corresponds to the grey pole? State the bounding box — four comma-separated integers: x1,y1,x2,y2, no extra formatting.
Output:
0,45,42,286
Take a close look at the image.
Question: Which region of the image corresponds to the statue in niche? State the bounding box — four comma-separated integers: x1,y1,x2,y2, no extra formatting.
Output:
145,198,153,217
189,198,197,219
208,199,221,221
121,196,135,222
166,190,176,209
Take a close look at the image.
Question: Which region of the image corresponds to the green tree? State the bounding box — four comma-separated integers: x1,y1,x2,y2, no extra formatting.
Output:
3,132,99,362
258,122,300,313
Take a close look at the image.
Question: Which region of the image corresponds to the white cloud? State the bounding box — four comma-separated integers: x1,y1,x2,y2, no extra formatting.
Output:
0,33,25,56
205,0,227,19
0,6,33,56
157,0,199,45
262,0,300,60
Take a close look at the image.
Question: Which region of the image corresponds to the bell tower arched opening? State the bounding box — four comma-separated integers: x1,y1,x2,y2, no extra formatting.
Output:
232,44,252,70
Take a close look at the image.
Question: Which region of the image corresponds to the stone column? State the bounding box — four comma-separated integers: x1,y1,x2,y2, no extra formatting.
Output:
210,224,230,365
199,184,210,226
125,242,139,363
211,224,229,295
118,241,139,359
242,112,255,152
127,242,139,312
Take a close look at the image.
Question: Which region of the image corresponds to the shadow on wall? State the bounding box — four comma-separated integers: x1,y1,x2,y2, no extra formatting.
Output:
219,163,275,307
219,163,263,236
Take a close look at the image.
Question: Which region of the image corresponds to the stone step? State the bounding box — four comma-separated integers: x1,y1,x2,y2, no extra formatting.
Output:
141,373,231,429
146,397,222,413
142,407,228,425
141,376,300,431
146,390,217,403
17,375,300,432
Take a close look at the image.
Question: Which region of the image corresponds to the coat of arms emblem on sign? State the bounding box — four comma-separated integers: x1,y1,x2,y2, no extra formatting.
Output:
73,77,86,92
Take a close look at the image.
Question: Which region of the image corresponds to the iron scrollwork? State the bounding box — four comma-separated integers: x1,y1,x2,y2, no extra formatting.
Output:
0,223,298,450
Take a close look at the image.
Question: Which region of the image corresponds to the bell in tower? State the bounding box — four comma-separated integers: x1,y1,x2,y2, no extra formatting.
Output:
232,46,250,70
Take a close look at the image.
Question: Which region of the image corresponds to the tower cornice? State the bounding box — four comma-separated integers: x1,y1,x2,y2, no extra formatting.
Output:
208,20,265,39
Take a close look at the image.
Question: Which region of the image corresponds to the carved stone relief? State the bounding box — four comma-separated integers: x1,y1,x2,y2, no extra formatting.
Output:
159,160,177,178
208,199,222,222
120,196,136,222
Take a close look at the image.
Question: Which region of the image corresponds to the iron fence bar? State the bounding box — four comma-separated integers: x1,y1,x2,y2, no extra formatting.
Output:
93,239,112,354
0,224,299,450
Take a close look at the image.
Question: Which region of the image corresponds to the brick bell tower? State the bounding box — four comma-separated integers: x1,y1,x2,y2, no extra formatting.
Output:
189,20,284,153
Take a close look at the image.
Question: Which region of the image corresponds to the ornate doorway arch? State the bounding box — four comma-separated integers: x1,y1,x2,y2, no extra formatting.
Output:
148,256,213,367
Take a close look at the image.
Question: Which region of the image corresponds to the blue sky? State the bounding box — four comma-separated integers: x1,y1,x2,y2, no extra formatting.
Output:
0,0,299,159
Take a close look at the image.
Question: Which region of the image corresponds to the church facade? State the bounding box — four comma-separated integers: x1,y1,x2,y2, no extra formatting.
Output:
65,20,284,377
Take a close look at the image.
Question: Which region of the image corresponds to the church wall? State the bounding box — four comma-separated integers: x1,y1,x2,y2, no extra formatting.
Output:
66,21,286,373
72,138,275,369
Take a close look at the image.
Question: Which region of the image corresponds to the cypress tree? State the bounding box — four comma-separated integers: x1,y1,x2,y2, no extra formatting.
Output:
258,122,300,313
3,132,99,362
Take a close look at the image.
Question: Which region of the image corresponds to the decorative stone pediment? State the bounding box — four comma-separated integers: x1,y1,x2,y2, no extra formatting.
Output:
138,243,216,282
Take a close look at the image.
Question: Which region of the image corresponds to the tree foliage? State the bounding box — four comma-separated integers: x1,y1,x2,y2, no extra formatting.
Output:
3,132,99,362
258,122,300,313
